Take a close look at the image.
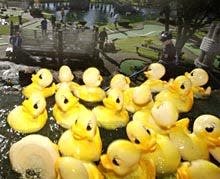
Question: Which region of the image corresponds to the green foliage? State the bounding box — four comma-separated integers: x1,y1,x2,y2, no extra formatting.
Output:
30,8,42,18
78,20,87,26
118,19,130,28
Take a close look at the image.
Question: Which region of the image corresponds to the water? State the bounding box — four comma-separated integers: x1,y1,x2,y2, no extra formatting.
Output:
0,61,220,178
40,2,154,27
0,61,128,178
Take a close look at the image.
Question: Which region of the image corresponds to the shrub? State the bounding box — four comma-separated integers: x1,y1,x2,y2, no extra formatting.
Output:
118,19,130,28
78,20,87,26
30,8,42,18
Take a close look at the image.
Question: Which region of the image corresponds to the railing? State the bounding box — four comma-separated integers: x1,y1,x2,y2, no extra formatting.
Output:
20,28,97,58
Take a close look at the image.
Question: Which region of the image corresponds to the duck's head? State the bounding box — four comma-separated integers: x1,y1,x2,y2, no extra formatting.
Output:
110,74,130,91
176,159,220,179
56,157,89,179
193,114,220,148
82,67,103,87
103,88,124,110
58,65,74,83
100,139,141,176
169,75,192,95
144,63,165,80
22,93,46,118
185,68,209,87
71,110,98,141
126,120,157,153
31,68,53,88
132,85,152,106
151,100,179,129
55,86,79,112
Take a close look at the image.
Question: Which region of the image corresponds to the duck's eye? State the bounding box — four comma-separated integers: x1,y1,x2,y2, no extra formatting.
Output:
86,124,92,131
116,98,120,103
39,74,42,79
134,138,140,144
191,72,194,76
33,103,38,109
25,169,40,178
180,84,185,89
64,98,68,104
146,128,151,135
75,119,78,125
112,158,119,166
205,127,214,133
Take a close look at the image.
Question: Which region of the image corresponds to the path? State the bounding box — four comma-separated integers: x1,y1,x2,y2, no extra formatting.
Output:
108,24,164,40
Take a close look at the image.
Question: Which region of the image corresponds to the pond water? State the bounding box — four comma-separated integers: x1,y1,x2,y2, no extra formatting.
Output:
0,62,127,178
40,2,157,27
0,61,220,178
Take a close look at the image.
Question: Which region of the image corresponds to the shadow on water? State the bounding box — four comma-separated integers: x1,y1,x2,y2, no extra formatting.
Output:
1,58,220,178
0,85,128,178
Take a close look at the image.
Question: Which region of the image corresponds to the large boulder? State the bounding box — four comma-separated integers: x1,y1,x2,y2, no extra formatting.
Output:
69,0,90,11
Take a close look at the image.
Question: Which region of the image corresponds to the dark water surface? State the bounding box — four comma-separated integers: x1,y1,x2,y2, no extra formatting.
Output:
0,84,128,178
0,81,220,178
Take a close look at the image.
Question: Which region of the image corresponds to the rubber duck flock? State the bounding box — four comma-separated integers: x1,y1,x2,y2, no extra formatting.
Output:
7,64,220,179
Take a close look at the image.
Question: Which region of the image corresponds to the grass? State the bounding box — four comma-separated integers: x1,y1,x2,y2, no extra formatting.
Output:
114,35,162,61
0,16,29,35
185,43,200,56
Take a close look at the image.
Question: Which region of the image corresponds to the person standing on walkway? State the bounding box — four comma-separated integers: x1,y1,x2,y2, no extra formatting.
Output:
51,15,56,30
10,31,22,51
61,8,65,23
113,13,120,29
41,17,48,36
98,27,108,50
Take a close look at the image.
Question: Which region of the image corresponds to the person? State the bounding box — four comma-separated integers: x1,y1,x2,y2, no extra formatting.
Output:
9,31,22,51
158,31,177,79
51,15,56,30
93,25,99,41
113,13,120,28
98,27,108,50
41,17,47,36
61,7,65,22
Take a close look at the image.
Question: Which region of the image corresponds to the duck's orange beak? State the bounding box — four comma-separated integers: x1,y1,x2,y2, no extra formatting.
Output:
176,162,190,179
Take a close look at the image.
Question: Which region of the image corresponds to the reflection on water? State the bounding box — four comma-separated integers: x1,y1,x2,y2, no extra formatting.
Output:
40,2,155,27
0,60,220,177
0,84,127,178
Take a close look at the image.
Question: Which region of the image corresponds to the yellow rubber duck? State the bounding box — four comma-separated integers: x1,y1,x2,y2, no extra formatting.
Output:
126,120,181,175
92,88,129,130
56,156,104,179
56,65,80,91
142,63,168,93
133,100,179,135
193,114,220,163
98,139,156,179
169,118,209,161
109,74,131,91
22,68,56,98
185,68,211,99
74,67,106,102
176,159,220,179
53,86,87,129
58,109,102,162
123,84,154,113
155,75,193,113
7,93,48,133
9,134,60,179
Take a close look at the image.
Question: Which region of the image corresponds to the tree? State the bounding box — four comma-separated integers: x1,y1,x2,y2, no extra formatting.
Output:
153,0,173,31
175,0,219,57
153,0,220,58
